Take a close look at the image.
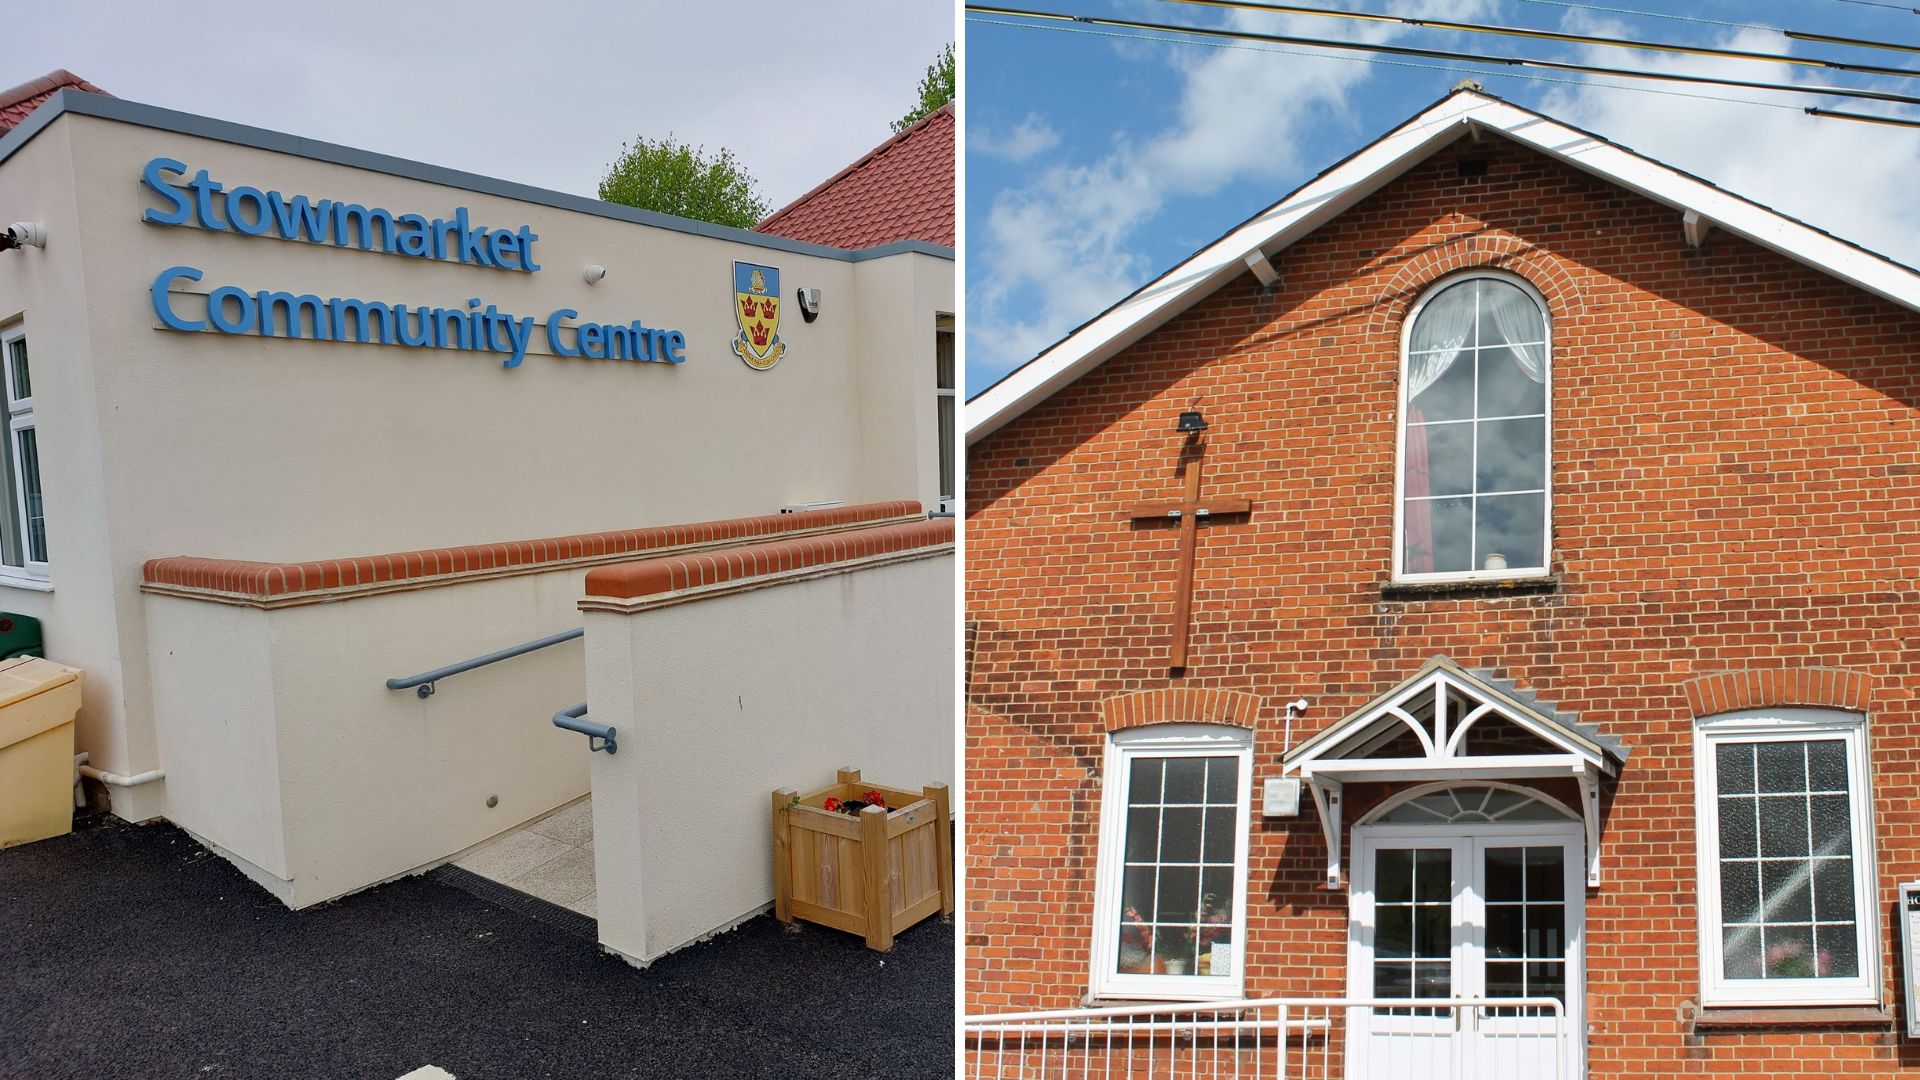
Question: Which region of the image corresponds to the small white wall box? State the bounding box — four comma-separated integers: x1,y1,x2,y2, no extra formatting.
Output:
1263,776,1301,817
1902,882,1920,1037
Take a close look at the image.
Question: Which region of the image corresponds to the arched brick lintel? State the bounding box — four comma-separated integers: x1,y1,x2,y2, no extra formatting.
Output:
1683,668,1872,718
1102,687,1262,732
1365,228,1585,341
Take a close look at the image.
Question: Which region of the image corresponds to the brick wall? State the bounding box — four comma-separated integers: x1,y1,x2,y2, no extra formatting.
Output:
964,133,1920,1076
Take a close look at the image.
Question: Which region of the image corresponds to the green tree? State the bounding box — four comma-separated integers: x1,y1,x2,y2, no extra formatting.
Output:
893,43,955,133
597,135,769,230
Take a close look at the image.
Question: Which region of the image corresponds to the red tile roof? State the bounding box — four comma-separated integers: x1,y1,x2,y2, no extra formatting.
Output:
0,69,108,134
756,104,953,250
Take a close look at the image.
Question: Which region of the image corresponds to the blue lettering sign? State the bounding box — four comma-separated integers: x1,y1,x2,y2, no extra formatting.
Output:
139,157,542,274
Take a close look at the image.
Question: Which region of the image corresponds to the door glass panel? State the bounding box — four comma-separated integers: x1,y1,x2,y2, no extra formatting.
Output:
1377,849,1413,904
1414,849,1450,902
1485,847,1524,902
1374,845,1453,1012
1484,846,1567,1007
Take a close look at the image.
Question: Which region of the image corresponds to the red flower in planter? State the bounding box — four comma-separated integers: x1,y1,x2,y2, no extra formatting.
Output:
823,797,843,812
864,790,886,808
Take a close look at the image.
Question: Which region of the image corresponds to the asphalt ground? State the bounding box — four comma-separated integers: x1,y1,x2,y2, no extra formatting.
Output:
0,816,952,1079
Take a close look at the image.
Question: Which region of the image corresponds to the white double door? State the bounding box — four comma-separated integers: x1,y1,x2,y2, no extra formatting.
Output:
1347,823,1585,1080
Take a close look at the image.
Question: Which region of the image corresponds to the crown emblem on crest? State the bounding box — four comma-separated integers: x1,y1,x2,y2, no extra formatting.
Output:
733,261,786,370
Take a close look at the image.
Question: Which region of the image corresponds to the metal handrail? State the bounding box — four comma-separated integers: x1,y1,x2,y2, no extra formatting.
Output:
552,702,616,754
385,627,584,698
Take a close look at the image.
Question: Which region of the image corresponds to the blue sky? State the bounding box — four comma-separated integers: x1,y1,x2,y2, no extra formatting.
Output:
965,0,1920,393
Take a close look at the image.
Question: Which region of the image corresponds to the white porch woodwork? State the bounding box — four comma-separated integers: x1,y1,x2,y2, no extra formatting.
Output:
1283,656,1628,891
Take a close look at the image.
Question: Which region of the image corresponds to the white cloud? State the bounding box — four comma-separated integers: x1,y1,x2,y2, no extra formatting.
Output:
968,0,1497,388
1536,27,1920,270
1,0,951,208
973,114,1062,161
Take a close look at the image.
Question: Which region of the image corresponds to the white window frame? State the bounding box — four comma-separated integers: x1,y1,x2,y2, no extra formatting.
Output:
1089,722,1253,1001
1693,708,1880,1007
0,323,45,588
1392,271,1553,584
936,317,956,513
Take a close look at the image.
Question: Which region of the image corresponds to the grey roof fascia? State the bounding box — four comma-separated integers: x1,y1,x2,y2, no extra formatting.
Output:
7,89,950,265
846,239,954,261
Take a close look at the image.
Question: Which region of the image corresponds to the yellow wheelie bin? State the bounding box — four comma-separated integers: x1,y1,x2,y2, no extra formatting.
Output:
0,656,82,849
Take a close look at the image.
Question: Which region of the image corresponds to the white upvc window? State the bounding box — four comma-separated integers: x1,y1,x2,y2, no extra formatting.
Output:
936,322,955,513
1090,723,1252,1001
1394,272,1551,583
1694,708,1880,1007
0,324,46,586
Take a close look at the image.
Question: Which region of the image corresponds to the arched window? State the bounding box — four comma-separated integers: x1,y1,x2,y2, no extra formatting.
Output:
1365,782,1577,825
1397,274,1550,580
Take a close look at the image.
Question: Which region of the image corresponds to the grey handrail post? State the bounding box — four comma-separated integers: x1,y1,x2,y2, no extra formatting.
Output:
553,703,616,754
386,627,585,698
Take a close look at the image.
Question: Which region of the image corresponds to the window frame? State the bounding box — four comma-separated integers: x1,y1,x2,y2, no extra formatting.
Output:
1089,722,1254,1001
0,322,45,588
1392,270,1554,585
1693,707,1880,1008
936,318,956,513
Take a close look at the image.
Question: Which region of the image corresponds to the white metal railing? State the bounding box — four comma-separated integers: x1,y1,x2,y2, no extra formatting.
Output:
962,997,1569,1080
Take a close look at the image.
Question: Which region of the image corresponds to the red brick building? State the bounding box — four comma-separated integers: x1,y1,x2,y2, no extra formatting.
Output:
963,88,1920,1078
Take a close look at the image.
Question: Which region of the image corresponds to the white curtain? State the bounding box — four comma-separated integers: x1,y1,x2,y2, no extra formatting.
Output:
1406,284,1475,400
1482,281,1546,383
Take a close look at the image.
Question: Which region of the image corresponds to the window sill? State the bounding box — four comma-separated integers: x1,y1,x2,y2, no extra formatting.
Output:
1690,1005,1891,1033
0,573,50,593
1381,574,1558,601
1085,988,1245,1007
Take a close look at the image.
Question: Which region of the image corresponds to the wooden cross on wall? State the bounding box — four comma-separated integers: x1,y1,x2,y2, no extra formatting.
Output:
1125,439,1252,670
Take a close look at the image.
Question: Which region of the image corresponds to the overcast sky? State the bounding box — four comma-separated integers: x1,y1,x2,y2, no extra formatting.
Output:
968,0,1920,391
5,1,952,211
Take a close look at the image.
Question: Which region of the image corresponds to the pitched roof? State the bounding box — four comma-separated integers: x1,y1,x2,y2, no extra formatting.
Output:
967,88,1920,444
0,69,108,134
756,104,954,249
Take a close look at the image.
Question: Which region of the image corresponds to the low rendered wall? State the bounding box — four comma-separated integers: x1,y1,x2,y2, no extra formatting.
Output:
140,502,924,907
581,518,954,965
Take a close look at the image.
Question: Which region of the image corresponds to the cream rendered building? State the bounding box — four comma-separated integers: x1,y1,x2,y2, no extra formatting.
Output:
0,88,954,909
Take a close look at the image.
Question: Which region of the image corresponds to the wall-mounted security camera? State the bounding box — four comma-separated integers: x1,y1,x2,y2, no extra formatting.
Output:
796,287,821,323
582,264,606,285
0,222,46,251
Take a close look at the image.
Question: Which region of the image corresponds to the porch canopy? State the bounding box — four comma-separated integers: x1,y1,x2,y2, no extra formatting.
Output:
1283,656,1628,889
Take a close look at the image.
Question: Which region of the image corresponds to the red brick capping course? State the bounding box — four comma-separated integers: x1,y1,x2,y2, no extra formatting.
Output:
1101,687,1262,732
1682,667,1871,718
580,517,953,608
142,500,924,608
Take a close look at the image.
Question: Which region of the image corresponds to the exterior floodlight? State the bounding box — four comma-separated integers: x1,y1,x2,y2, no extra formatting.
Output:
1176,409,1208,434
797,287,821,323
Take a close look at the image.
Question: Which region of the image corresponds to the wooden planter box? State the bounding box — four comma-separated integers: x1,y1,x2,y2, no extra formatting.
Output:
772,767,953,951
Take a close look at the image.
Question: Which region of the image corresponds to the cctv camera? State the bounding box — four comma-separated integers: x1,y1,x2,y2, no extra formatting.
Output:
797,287,821,323
3,223,45,249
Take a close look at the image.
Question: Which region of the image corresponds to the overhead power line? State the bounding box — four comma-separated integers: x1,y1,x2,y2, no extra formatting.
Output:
968,12,1920,132
1821,0,1920,13
966,5,1920,108
1502,0,1920,57
1806,105,1920,126
1150,0,1920,80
